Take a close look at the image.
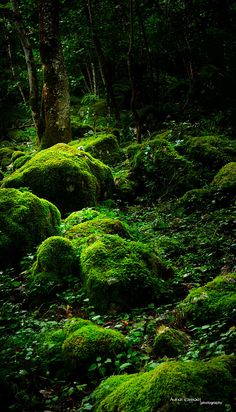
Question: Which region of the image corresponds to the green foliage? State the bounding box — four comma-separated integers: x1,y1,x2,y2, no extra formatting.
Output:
0,188,61,267
2,143,114,214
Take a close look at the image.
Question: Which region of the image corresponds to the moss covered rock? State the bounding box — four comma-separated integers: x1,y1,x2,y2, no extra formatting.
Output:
12,154,32,171
80,234,173,312
29,236,80,295
0,147,14,170
70,133,121,165
2,143,114,214
177,274,236,325
130,136,194,199
153,325,191,358
179,162,236,212
65,216,130,241
178,135,236,183
40,317,126,375
64,208,100,229
93,355,236,411
0,188,61,268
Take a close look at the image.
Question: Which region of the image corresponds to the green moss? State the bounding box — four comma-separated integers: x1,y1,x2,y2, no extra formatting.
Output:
0,147,14,170
80,234,173,312
39,317,126,375
69,133,121,165
130,136,194,198
179,135,236,182
177,274,236,324
211,162,236,191
29,236,80,294
153,325,191,358
12,154,32,171
64,208,100,229
62,323,126,367
0,188,61,268
2,143,114,214
93,355,236,411
11,150,25,162
65,216,130,241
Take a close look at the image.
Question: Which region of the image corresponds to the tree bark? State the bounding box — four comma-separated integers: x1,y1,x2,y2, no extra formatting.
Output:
39,0,71,148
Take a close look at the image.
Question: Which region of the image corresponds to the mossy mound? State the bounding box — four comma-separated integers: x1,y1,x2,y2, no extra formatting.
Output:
40,317,126,376
65,216,130,241
11,150,25,162
0,147,14,170
178,135,236,183
130,136,194,199
80,234,174,312
93,355,236,411
211,162,236,192
70,133,121,165
2,143,114,214
153,325,191,358
179,162,236,212
0,188,61,268
177,274,236,325
29,236,80,295
64,208,100,230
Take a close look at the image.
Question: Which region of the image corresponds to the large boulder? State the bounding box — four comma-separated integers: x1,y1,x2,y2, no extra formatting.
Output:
1,143,114,214
0,188,61,268
80,234,174,312
93,355,236,411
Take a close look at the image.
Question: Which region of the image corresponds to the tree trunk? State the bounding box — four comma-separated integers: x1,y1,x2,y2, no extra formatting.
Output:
39,0,71,149
87,0,120,120
10,0,42,139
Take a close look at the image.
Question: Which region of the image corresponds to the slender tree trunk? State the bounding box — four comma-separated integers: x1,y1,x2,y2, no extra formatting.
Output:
127,0,141,143
87,0,120,120
39,0,71,149
10,0,42,139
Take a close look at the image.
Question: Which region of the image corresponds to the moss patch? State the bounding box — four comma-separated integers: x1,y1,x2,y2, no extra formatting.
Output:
80,234,174,312
93,355,236,411
29,236,80,296
2,143,114,214
177,273,236,325
70,133,121,165
65,216,130,241
153,325,191,358
0,188,61,268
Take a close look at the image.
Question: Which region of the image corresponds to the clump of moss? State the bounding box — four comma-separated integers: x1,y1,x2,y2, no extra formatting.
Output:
65,216,130,241
2,143,114,214
93,355,236,411
153,325,191,358
177,274,236,325
179,162,236,212
12,154,32,171
11,150,25,162
64,208,100,230
0,147,14,170
29,236,80,295
80,234,174,312
39,317,126,376
70,133,121,165
129,136,194,199
178,135,236,183
211,162,236,192
0,188,61,268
